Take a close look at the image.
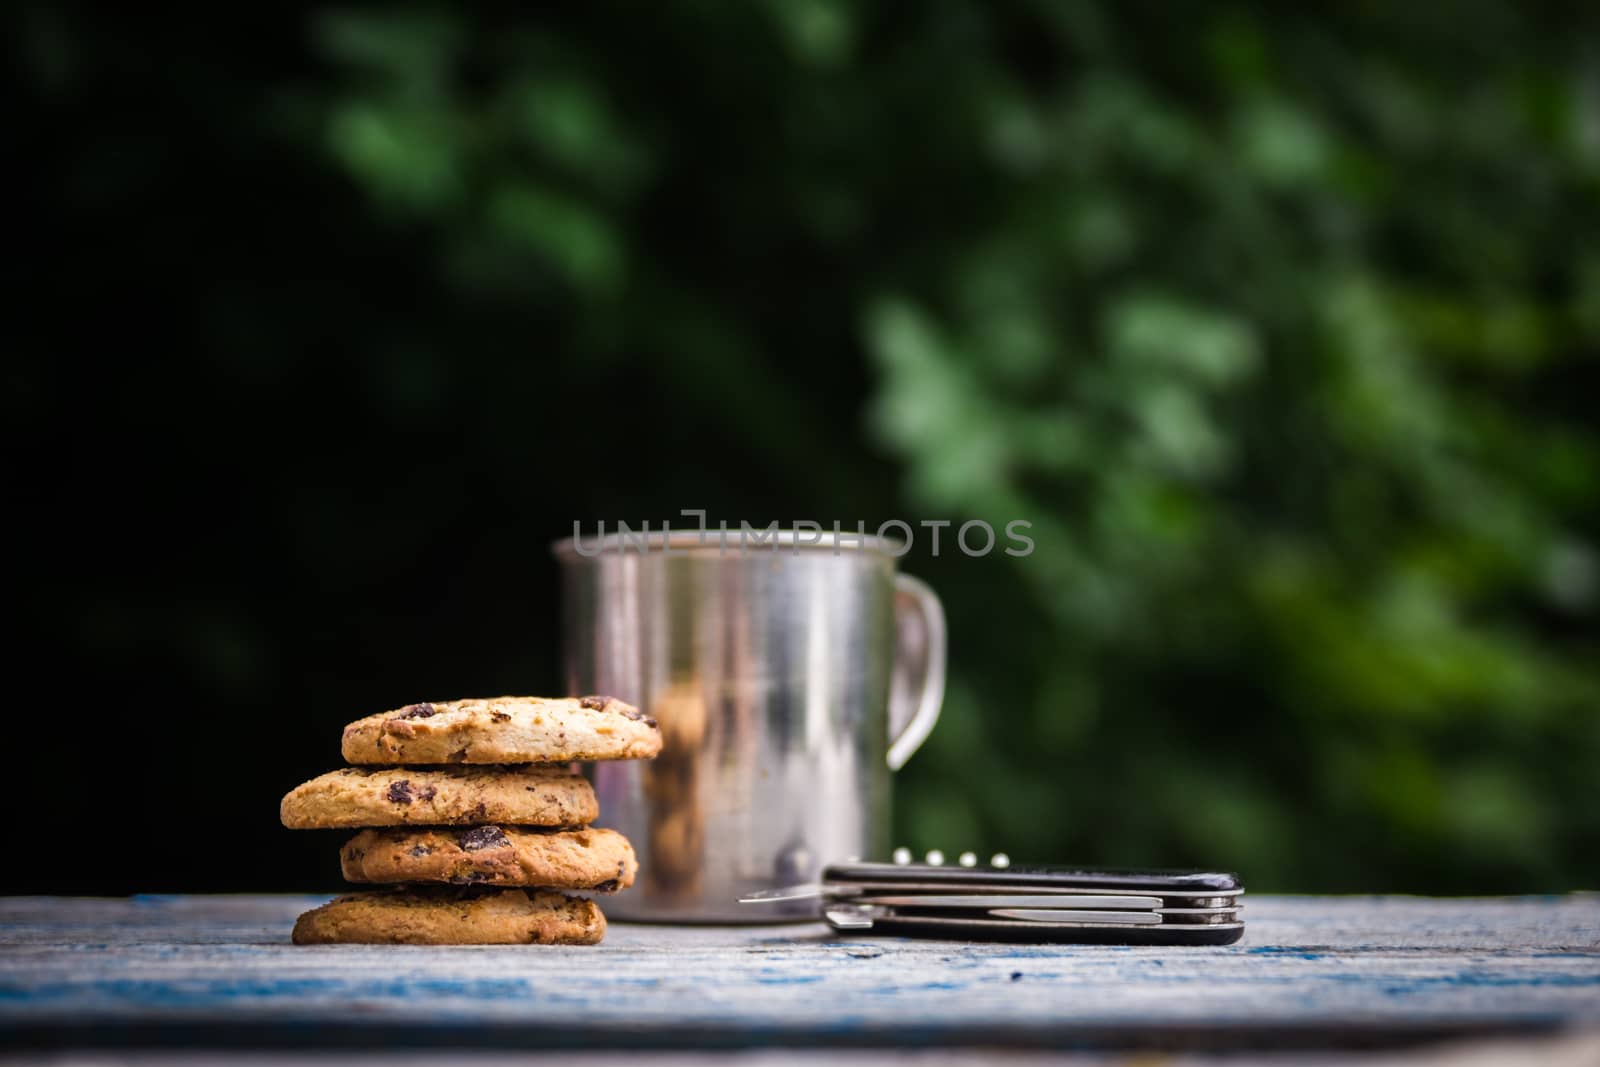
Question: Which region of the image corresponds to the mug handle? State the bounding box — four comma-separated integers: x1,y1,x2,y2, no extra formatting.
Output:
887,573,946,770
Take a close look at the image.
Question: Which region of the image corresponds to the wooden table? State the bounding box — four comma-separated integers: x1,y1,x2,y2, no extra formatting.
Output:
2,894,1597,1055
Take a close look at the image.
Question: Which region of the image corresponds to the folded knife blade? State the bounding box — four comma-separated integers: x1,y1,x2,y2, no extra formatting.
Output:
859,893,1165,909
986,908,1163,925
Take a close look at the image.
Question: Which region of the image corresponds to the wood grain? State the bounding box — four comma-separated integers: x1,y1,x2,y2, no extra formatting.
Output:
1,894,1596,1051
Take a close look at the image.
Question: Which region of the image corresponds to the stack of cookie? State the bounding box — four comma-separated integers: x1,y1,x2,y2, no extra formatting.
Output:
280,695,660,945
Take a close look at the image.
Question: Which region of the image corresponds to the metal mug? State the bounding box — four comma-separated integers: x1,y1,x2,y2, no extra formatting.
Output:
553,528,945,921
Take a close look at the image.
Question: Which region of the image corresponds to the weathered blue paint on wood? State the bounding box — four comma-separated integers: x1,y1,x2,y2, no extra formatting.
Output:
1,895,1596,1050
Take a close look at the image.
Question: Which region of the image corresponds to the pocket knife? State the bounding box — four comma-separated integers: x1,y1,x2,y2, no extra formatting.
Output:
741,851,1244,944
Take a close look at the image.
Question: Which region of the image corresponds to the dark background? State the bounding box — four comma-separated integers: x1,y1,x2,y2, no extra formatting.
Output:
11,2,1598,895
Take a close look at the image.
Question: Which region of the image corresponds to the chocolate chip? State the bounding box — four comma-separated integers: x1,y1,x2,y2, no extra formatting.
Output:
590,879,620,892
409,845,433,857
449,747,470,763
458,825,509,851
581,694,655,726
490,710,511,723
397,702,436,719
416,785,437,801
387,780,413,804
449,869,493,884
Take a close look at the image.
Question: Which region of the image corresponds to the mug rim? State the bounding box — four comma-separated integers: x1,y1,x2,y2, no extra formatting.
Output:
552,528,906,559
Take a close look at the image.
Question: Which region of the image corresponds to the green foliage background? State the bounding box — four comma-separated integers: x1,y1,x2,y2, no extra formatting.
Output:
295,4,1599,891
16,2,1598,892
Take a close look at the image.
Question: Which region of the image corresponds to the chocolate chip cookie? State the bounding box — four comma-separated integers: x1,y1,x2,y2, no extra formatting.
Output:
291,886,606,945
280,766,597,829
340,696,662,765
340,825,637,891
